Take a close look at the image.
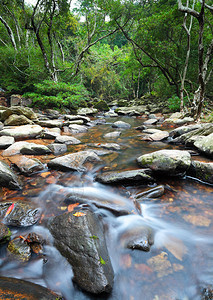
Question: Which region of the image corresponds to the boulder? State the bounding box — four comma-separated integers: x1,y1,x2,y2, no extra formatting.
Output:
47,150,101,172
91,143,121,151
104,112,118,117
9,106,38,121
10,95,22,106
48,209,114,294
94,100,109,111
36,119,63,128
0,201,41,227
169,124,202,138
137,150,191,176
103,131,121,139
8,238,31,262
47,143,67,156
77,108,98,115
141,131,169,142
115,105,147,114
95,169,154,185
64,114,90,123
164,112,184,123
112,121,131,129
0,109,12,122
4,114,33,126
0,161,21,189
0,223,11,244
55,135,81,145
0,277,60,300
136,185,165,200
173,117,194,125
3,141,52,156
0,136,15,149
40,130,60,139
68,124,88,133
187,161,213,184
0,124,43,140
194,133,213,158
143,119,158,125
9,156,45,176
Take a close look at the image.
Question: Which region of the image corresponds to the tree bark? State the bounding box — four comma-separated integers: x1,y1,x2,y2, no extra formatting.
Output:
0,15,17,51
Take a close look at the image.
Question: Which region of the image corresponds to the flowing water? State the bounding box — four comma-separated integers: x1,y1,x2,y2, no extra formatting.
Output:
0,115,212,300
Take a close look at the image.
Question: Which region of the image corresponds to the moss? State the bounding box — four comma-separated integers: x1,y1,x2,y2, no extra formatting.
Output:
94,100,109,111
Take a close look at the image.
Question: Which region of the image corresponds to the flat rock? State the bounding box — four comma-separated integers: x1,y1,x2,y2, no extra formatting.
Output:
0,125,43,140
194,133,213,158
104,112,118,117
77,108,98,115
9,156,45,176
36,119,64,128
64,114,90,123
47,143,67,156
0,161,21,189
0,201,41,227
40,130,60,139
68,124,88,133
112,121,131,129
103,131,121,139
143,119,158,125
48,209,114,294
173,117,194,125
55,135,81,145
47,150,101,172
95,169,154,185
187,161,213,184
116,105,147,114
169,124,202,138
3,142,52,156
149,131,169,141
0,277,59,299
0,136,15,149
137,149,191,176
91,143,121,151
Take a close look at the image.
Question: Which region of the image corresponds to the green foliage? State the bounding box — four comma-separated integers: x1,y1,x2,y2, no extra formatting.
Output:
23,81,90,110
168,95,181,112
94,100,109,111
99,256,106,265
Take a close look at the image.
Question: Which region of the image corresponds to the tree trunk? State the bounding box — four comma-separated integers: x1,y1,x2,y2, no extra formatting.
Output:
0,15,17,51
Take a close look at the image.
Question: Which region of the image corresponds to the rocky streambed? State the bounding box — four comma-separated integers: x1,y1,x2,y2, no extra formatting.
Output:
0,106,212,299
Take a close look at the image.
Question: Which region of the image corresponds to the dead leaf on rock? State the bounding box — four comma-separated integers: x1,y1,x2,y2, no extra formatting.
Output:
73,212,86,217
147,252,173,278
183,215,211,227
68,203,79,212
40,172,51,178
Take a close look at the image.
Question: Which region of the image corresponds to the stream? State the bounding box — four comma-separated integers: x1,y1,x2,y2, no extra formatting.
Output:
0,115,212,300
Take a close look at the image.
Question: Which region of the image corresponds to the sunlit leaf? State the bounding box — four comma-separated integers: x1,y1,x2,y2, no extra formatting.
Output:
68,203,79,212
5,203,14,217
73,212,86,217
40,172,51,178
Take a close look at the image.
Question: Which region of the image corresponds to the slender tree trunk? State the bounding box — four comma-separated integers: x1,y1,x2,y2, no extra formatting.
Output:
0,15,17,51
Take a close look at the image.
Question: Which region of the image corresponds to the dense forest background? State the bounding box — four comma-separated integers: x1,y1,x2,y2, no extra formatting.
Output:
0,0,212,119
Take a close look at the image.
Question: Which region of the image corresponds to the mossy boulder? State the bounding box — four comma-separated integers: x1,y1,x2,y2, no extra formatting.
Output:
194,133,213,158
187,161,213,184
0,223,11,244
94,100,109,111
7,238,31,262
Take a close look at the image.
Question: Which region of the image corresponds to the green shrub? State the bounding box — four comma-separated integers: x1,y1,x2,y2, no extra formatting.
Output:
168,95,181,112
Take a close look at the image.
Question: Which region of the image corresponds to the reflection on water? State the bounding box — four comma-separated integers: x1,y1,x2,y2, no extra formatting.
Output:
0,116,212,300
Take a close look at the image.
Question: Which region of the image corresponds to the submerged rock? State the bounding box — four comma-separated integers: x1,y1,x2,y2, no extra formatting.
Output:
137,149,191,176
0,202,41,227
0,161,21,189
47,150,101,172
95,169,154,185
0,276,60,299
121,226,154,251
136,185,165,200
91,143,121,151
112,121,131,129
8,237,31,262
48,209,114,294
187,161,213,184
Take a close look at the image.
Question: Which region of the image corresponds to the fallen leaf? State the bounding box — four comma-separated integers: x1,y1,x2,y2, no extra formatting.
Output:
46,176,57,184
68,203,79,212
40,172,51,178
73,212,86,217
5,203,14,217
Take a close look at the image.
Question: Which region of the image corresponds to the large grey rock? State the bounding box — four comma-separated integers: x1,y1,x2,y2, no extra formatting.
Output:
143,119,158,125
95,169,154,185
0,125,43,140
141,130,169,141
137,150,191,176
64,114,90,123
4,114,33,126
112,121,131,129
0,136,14,149
91,143,121,151
68,124,88,133
116,105,147,114
40,130,60,139
0,161,21,189
173,117,194,125
194,133,213,158
9,106,38,121
0,109,12,122
0,201,41,227
36,119,63,128
187,161,213,184
48,209,114,294
164,112,184,123
3,141,51,156
169,124,202,138
47,150,101,172
55,135,81,145
47,143,67,156
77,108,98,115
103,131,121,139
3,141,32,156
9,156,45,176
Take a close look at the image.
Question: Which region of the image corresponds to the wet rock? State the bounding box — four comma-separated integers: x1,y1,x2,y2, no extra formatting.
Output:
91,143,121,151
40,130,60,139
64,114,90,123
148,131,169,141
0,202,41,227
77,107,98,115
4,114,33,126
135,125,147,131
0,161,21,189
143,129,162,134
95,169,154,185
48,209,114,294
187,161,213,184
164,112,184,123
148,114,157,119
120,226,154,251
25,232,44,254
64,119,84,126
47,143,67,156
194,133,213,158
9,156,45,176
68,124,88,133
0,136,15,149
136,185,165,200
8,237,31,262
20,142,52,155
137,149,191,176
55,135,81,145
0,121,3,130
47,150,101,172
36,119,63,128
169,124,202,138
202,285,213,300
103,131,121,139
3,141,32,156
104,111,118,117
0,223,11,243
147,252,173,278
0,276,60,299
0,124,43,140
112,121,131,129
173,117,194,125
143,119,158,125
